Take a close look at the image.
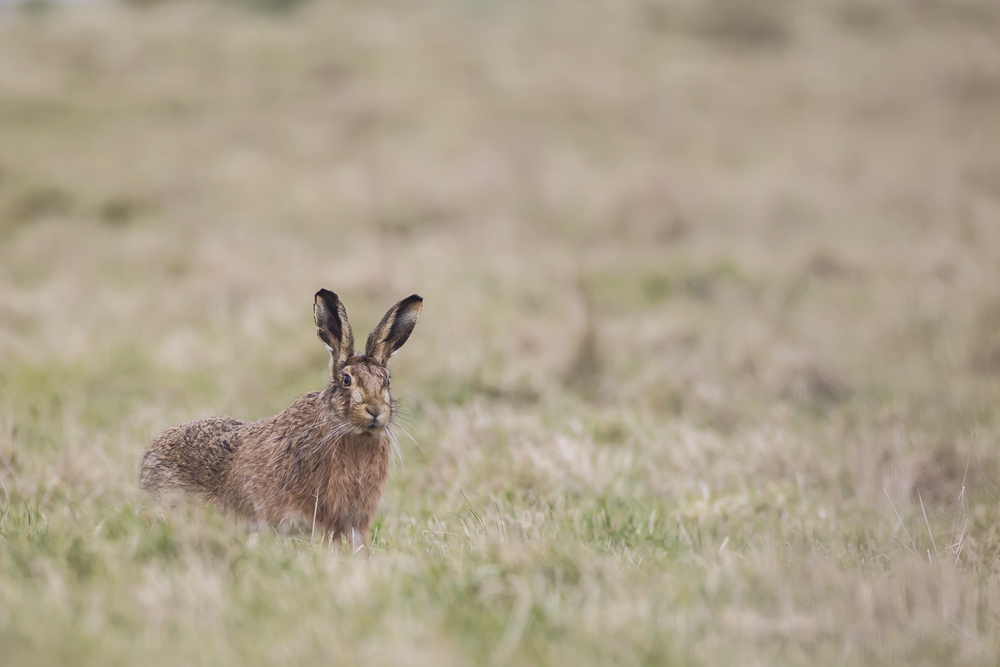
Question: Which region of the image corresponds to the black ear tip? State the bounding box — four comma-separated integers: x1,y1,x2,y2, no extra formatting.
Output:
404,294,423,305
315,288,341,304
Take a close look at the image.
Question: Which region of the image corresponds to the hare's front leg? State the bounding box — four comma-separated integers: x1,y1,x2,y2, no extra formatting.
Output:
346,526,368,554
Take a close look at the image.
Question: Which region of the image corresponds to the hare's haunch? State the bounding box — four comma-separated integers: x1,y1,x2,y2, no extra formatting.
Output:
140,290,422,551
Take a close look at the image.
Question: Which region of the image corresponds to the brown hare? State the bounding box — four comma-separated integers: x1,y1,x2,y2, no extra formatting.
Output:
139,289,422,552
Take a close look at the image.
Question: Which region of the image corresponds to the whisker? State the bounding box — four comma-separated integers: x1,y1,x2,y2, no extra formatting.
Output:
392,422,423,454
387,429,404,472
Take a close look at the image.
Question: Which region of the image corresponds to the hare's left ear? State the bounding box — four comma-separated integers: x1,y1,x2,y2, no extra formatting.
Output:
365,295,423,365
314,289,354,375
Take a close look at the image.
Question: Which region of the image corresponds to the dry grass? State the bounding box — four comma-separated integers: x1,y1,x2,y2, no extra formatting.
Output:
2,0,1000,664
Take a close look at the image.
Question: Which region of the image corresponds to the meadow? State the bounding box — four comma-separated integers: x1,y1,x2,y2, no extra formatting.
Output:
1,0,1000,664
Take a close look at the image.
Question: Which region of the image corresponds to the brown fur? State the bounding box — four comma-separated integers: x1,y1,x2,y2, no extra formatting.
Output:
139,290,422,551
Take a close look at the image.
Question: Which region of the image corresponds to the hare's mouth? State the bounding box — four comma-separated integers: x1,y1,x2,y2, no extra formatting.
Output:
357,419,387,434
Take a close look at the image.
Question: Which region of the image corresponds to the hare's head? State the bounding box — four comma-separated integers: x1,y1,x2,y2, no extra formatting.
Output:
313,290,422,435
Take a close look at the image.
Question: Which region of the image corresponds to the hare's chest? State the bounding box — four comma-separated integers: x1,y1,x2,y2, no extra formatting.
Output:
330,440,389,505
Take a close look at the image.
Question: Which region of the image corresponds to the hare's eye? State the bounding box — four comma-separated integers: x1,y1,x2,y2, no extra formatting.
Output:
342,374,352,388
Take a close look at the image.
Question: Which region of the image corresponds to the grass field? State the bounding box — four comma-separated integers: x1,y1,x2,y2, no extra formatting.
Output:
2,0,1000,664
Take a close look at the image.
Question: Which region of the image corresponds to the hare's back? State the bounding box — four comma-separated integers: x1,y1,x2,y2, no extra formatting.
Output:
140,416,245,499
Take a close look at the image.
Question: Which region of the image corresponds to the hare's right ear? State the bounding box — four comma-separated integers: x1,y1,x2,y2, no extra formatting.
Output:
314,289,354,375
365,295,423,365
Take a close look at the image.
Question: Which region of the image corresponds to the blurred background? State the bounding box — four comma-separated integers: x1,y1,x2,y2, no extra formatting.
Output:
1,0,1000,664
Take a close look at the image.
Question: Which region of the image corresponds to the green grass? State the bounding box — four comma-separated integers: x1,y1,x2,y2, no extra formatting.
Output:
2,0,1000,664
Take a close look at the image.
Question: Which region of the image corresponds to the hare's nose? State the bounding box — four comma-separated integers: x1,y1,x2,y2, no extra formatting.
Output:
366,405,383,418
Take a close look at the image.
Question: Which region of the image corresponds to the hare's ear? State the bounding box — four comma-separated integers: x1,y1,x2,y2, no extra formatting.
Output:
314,289,354,374
365,295,423,365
